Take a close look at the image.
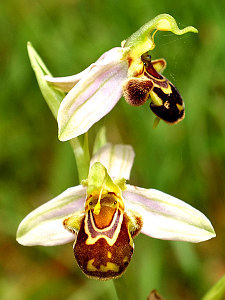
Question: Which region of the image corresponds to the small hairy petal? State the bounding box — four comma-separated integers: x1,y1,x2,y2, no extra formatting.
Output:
58,51,128,140
123,185,215,243
90,143,135,180
16,186,86,246
123,77,153,106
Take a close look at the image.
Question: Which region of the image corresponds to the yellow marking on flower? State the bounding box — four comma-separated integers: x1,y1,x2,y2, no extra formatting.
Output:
150,91,163,106
164,101,170,109
93,186,104,215
160,85,172,95
116,195,125,211
176,103,184,112
87,259,120,273
107,251,112,259
123,256,129,263
87,259,97,271
100,262,120,273
94,201,101,215
150,29,158,49
127,58,144,78
63,211,84,233
85,209,123,246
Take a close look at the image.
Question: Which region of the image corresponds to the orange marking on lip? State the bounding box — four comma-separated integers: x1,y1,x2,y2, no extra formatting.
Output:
93,206,116,229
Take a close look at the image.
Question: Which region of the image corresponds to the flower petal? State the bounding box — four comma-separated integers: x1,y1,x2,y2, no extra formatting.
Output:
123,185,215,243
45,47,125,93
45,70,92,93
90,143,135,180
16,186,86,246
57,49,128,141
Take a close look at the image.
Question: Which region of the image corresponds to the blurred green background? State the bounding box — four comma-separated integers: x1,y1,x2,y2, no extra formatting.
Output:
1,0,225,299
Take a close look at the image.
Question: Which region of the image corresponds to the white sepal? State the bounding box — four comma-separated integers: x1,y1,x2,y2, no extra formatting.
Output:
123,185,215,243
16,186,86,246
57,48,128,141
45,47,126,93
90,143,135,180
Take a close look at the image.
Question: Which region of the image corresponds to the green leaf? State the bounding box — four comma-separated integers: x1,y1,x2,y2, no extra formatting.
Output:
202,274,225,300
70,133,90,182
27,42,64,119
28,42,90,181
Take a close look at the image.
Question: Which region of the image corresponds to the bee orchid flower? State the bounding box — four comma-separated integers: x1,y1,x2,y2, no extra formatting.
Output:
45,14,198,141
17,143,215,280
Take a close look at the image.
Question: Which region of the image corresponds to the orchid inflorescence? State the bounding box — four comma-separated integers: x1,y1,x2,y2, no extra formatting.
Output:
17,144,215,280
17,14,215,281
45,14,198,140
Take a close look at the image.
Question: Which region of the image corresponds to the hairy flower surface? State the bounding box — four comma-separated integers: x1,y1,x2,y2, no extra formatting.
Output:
17,144,215,280
45,14,198,140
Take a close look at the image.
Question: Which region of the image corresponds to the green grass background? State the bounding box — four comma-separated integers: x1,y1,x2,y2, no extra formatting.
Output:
1,0,225,299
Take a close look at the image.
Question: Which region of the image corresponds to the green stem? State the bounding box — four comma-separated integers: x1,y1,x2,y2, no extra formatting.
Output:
70,133,90,182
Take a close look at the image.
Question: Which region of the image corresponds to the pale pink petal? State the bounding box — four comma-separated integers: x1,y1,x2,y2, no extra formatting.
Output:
57,50,128,141
45,47,125,92
16,186,86,246
45,70,92,93
123,185,215,243
90,143,135,180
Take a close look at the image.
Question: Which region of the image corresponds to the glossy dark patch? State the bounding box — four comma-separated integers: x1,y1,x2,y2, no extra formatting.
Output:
141,52,185,124
150,84,185,123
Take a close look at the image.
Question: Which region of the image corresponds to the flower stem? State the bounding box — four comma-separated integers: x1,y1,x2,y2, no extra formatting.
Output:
70,133,90,182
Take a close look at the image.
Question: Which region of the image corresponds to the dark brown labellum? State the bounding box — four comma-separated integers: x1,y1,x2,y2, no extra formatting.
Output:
64,196,143,280
122,52,185,124
141,53,185,124
150,84,185,124
74,209,134,280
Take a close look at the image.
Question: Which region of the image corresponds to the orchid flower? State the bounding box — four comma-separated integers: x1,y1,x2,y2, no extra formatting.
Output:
45,14,198,141
17,143,215,280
